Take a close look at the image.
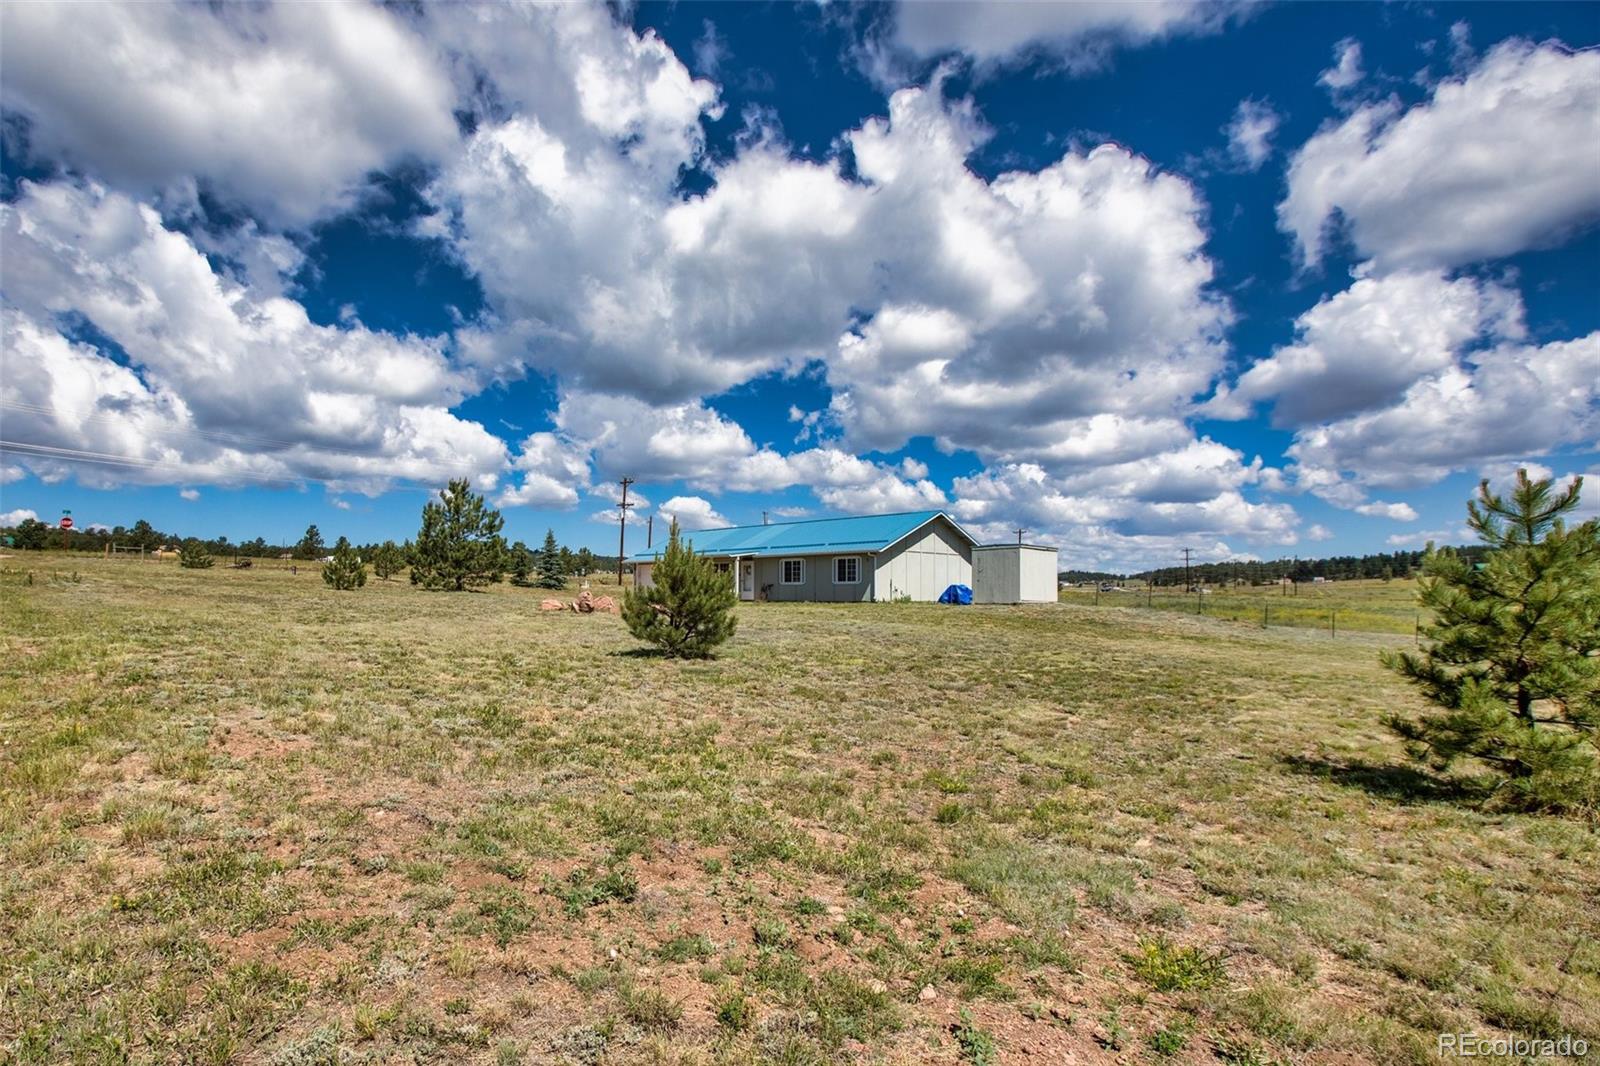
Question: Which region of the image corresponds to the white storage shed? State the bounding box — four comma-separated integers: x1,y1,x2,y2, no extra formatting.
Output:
972,544,1059,604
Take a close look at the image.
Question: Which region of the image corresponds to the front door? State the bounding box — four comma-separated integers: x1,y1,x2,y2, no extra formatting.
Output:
740,561,755,601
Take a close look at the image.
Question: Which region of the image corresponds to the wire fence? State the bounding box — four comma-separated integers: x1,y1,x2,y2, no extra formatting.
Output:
1058,582,1427,639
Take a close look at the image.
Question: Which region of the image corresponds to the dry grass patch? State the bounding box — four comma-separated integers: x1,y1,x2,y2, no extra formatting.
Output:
1,555,1596,1063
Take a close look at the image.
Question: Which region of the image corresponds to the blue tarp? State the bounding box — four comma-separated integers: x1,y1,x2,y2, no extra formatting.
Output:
939,584,972,605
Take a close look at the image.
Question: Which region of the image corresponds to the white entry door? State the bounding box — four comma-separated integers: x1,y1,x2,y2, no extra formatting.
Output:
740,561,755,601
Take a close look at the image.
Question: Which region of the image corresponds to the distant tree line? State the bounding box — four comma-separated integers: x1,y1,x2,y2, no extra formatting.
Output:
1063,547,1494,587
0,510,620,577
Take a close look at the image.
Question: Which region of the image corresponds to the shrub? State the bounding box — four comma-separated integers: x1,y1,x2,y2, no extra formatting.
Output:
621,519,737,658
179,539,214,569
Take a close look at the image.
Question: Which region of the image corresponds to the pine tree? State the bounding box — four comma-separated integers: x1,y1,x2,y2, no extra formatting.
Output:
1382,471,1599,811
410,479,508,591
622,520,738,658
537,529,566,589
178,538,214,569
130,519,161,551
297,524,325,560
508,541,533,586
11,518,48,550
322,536,368,590
371,540,403,581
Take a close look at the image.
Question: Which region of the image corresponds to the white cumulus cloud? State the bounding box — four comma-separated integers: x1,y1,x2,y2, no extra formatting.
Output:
0,1,459,227
0,180,507,493
1282,39,1600,271
657,495,729,531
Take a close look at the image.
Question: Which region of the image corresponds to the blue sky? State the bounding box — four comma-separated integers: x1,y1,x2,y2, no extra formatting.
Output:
1,1,1596,569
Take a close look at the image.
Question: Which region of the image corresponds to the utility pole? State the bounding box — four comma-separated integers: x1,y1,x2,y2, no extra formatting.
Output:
616,477,635,588
647,514,653,550
1014,527,1027,545
1181,546,1195,592
763,511,770,526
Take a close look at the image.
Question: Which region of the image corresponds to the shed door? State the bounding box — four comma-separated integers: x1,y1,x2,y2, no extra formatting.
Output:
740,561,755,601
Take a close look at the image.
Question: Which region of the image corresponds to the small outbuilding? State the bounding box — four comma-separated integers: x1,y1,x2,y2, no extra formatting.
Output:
971,544,1060,604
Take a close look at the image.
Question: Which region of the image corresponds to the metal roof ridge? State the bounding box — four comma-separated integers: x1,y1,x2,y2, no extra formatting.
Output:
690,508,945,535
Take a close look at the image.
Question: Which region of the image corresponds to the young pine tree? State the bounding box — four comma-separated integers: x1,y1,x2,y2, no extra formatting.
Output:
622,520,738,658
410,479,508,591
537,529,566,590
323,536,368,590
508,541,533,586
1382,471,1599,811
371,540,403,581
178,538,215,569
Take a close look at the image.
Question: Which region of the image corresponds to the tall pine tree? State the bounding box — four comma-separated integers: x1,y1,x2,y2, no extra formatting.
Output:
622,520,738,658
322,536,368,590
537,529,566,589
1383,471,1599,811
410,479,508,591
296,524,325,560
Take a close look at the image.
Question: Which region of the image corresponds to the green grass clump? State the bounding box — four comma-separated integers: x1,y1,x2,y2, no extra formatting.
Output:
1130,936,1229,992
556,865,637,917
622,987,683,1031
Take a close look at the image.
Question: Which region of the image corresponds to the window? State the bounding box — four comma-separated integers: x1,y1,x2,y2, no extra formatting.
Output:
713,561,732,575
780,558,804,584
833,556,861,584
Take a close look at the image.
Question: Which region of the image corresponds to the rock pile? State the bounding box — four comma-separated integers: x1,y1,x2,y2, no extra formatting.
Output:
538,588,620,614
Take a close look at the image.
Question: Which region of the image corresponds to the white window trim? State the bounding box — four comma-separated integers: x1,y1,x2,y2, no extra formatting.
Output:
780,558,805,585
833,555,862,584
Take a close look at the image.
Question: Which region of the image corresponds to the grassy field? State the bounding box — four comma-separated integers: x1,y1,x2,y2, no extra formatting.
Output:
2,556,1596,1064
1058,579,1429,637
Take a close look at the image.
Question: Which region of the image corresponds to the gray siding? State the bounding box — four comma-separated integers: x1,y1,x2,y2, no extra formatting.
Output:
754,553,875,602
874,517,972,602
971,547,1018,604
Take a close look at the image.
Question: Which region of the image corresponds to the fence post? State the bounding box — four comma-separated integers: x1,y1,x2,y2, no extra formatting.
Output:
1197,590,1203,615
1330,610,1337,637
1263,603,1268,629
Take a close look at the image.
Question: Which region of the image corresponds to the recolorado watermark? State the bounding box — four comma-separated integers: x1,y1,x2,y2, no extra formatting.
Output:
1439,1032,1589,1058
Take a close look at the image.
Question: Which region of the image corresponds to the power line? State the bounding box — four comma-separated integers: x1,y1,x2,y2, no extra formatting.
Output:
0,436,499,490
0,399,512,483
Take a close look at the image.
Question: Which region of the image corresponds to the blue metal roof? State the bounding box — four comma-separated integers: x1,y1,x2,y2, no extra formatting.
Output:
628,509,971,562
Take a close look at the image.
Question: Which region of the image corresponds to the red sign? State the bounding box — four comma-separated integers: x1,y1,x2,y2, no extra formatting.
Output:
59,516,73,530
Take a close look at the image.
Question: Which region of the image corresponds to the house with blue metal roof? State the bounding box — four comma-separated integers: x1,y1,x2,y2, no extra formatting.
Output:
630,509,977,603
